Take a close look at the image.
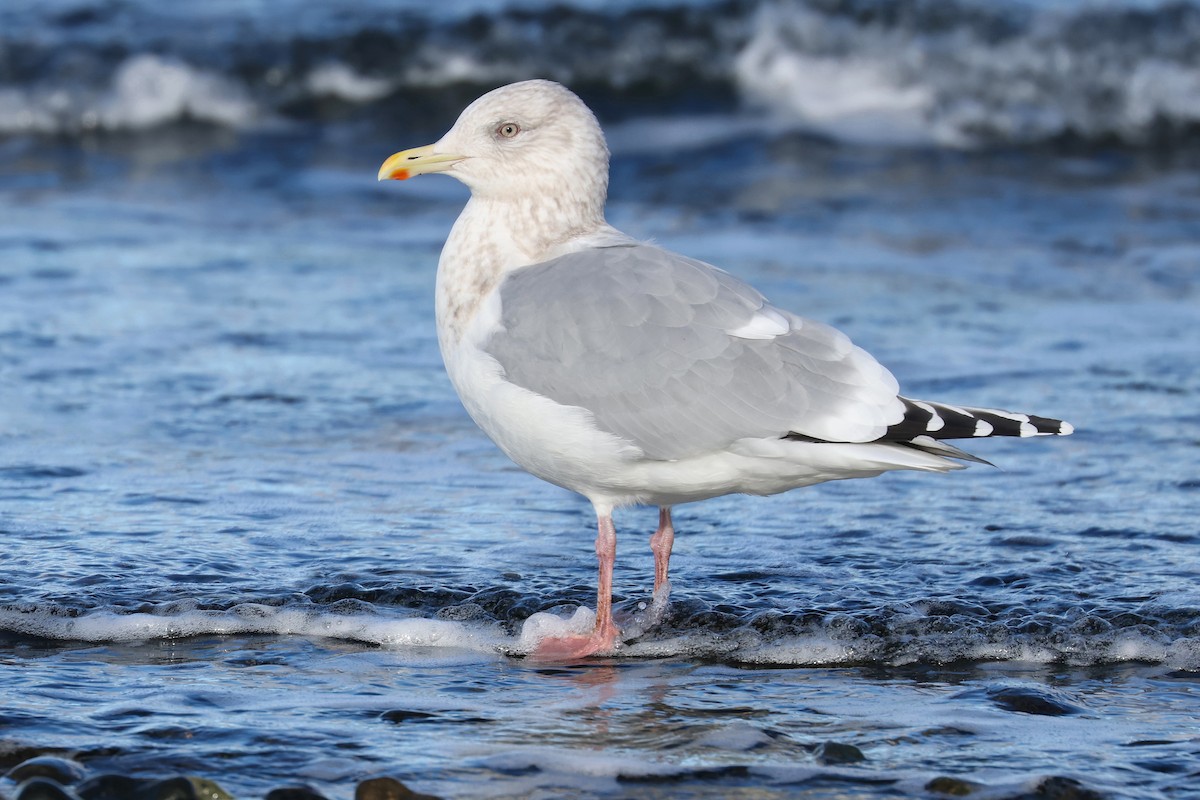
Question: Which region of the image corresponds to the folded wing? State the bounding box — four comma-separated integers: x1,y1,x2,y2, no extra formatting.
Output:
483,244,905,460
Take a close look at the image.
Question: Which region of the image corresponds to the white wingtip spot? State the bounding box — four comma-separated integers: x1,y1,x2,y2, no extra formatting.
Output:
974,419,994,436
915,401,945,432
1018,422,1038,437
1059,421,1074,435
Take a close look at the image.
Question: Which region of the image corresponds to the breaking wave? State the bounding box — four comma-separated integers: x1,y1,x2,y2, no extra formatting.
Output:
1,0,1199,148
734,0,1200,147
2,587,1197,669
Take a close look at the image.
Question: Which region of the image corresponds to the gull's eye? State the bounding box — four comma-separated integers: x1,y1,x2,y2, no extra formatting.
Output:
496,122,521,139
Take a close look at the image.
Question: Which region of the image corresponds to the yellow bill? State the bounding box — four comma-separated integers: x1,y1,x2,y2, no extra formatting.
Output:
377,144,465,181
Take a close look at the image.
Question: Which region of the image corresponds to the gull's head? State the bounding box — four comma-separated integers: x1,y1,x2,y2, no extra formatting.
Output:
378,80,609,207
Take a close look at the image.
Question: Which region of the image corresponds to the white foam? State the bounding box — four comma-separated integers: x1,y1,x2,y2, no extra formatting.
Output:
1124,58,1200,136
695,721,775,751
514,606,595,653
732,1,1200,148
306,62,393,102
1,603,1195,670
474,745,681,786
0,604,506,654
733,634,883,666
102,54,258,130
734,5,940,147
402,52,498,88
0,54,259,135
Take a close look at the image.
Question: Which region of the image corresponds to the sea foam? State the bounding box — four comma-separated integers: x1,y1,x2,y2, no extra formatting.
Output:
2,602,1196,670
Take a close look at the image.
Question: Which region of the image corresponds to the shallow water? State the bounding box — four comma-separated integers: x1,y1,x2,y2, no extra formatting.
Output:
3,126,1198,798
3,645,1198,799
3,1,1200,798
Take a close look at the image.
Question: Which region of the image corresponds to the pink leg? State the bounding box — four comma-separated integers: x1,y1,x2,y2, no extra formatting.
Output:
533,511,620,660
591,512,618,645
650,506,675,596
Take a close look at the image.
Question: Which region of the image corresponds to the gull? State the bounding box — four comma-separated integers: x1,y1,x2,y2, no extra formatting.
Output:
378,80,1072,659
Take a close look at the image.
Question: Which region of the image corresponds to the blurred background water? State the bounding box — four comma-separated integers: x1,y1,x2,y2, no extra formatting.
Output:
1,0,1198,798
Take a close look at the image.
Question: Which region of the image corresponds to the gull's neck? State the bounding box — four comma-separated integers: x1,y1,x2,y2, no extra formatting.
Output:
436,193,616,348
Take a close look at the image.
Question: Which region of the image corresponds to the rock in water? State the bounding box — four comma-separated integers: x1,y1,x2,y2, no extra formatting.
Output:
265,787,331,800
6,756,87,786
814,741,866,764
15,777,82,800
354,776,442,800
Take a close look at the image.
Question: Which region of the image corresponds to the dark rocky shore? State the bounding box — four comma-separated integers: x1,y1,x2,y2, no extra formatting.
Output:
0,747,1118,799
2,753,441,800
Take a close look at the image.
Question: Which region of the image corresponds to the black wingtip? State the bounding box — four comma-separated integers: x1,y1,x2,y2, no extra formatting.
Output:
884,398,1072,442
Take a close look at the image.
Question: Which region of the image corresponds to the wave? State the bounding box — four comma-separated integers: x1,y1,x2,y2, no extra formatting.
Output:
0,55,259,135
1,0,1199,148
2,591,1196,669
735,0,1200,147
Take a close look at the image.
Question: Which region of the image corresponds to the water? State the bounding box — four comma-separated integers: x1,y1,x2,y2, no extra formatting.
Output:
1,1,1199,798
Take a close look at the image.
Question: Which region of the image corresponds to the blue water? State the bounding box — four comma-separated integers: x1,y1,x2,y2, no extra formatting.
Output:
2,1,1200,798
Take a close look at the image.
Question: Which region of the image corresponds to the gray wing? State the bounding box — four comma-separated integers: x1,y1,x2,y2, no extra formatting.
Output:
483,244,903,460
